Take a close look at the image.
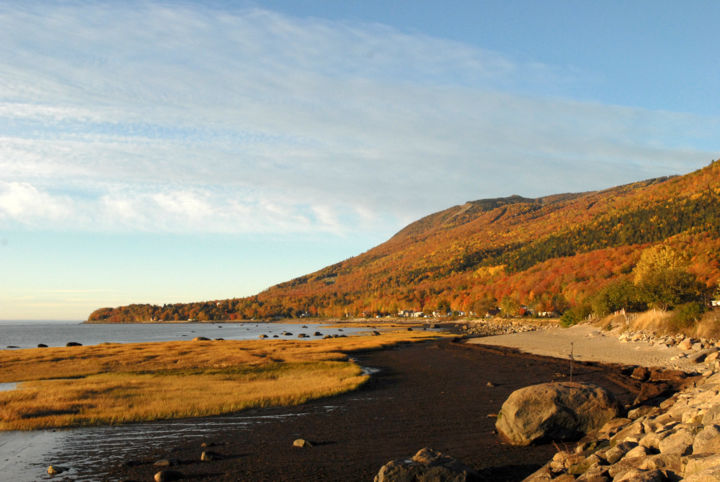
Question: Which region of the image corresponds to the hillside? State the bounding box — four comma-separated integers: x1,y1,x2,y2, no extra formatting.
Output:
88,160,720,322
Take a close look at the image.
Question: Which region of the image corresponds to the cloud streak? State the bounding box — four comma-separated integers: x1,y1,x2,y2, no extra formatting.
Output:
0,2,717,235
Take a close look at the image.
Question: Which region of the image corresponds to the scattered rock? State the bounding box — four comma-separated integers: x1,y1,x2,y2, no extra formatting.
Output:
200,450,222,461
495,382,620,445
37,343,48,348
486,381,496,387
693,425,720,454
293,438,312,448
47,465,68,475
372,330,381,336
154,470,184,482
258,334,268,339
314,331,323,336
65,341,82,347
192,337,210,341
298,333,308,338
374,447,479,482
658,427,694,455
153,459,177,467
678,338,694,350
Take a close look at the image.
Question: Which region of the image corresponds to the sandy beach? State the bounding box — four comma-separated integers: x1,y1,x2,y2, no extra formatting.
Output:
469,323,701,372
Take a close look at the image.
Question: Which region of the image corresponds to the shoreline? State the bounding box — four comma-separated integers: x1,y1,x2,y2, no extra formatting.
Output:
103,340,648,482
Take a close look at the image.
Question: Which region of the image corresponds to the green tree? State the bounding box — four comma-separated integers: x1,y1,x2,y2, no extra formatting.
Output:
637,268,711,310
591,279,645,316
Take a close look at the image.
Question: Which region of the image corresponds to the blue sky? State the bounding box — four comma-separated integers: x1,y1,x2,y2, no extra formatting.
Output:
1,1,718,320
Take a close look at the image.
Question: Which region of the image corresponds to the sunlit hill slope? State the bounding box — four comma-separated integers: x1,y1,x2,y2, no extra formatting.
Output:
89,160,720,322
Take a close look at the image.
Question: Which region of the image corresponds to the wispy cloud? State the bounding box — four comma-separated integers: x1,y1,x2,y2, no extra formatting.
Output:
0,2,717,235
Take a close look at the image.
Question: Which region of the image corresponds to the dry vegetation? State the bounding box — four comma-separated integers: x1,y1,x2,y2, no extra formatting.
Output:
0,330,447,430
595,308,720,339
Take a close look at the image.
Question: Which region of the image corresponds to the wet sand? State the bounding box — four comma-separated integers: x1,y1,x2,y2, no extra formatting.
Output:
108,340,643,481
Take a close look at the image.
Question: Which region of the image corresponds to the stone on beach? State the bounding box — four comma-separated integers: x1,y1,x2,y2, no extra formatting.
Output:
495,382,620,445
47,465,68,475
154,469,184,481
293,438,312,448
374,447,479,482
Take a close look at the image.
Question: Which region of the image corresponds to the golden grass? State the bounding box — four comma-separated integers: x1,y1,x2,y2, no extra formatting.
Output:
0,330,447,430
594,308,720,339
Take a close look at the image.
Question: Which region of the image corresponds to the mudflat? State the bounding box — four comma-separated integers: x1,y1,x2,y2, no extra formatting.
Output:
110,340,641,481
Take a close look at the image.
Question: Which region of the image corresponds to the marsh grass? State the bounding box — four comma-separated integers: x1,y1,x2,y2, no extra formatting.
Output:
0,330,446,430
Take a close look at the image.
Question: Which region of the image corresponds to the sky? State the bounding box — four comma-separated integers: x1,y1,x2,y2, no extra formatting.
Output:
1,1,719,320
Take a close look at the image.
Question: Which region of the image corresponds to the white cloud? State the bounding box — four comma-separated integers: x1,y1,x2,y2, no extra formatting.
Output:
0,2,717,235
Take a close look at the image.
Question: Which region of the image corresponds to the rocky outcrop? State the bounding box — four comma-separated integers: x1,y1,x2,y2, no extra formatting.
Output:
374,447,479,482
525,371,720,481
496,382,620,446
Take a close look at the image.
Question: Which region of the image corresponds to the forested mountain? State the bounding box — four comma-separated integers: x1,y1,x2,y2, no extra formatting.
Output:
88,160,720,323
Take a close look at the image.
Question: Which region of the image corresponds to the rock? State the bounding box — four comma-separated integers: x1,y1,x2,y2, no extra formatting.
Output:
684,454,720,478
314,331,323,336
298,333,308,338
598,417,632,439
613,468,665,482
200,450,222,461
631,366,650,381
627,405,657,419
374,447,479,482
192,337,210,341
705,351,720,363
693,425,720,454
679,338,695,350
495,382,620,445
258,334,268,339
407,327,413,331
638,453,681,472
47,465,68,475
65,341,82,347
549,451,585,473
634,382,672,405
575,466,610,481
623,444,648,460
372,330,381,336
154,470,184,482
153,459,176,467
293,438,312,448
37,343,48,348
486,381,496,387
602,441,636,464
658,428,694,456
702,405,720,425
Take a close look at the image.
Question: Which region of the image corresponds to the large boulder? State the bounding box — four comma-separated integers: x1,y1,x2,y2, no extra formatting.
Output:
496,382,620,445
374,447,478,481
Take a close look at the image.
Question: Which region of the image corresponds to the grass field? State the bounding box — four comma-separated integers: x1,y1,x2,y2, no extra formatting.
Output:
0,330,446,430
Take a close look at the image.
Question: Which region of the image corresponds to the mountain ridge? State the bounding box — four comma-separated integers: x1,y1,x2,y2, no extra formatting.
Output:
88,163,719,322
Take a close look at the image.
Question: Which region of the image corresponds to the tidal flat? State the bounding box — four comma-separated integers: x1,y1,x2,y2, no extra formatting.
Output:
0,330,446,430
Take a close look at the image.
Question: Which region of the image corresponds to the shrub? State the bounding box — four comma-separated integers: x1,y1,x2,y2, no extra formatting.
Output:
560,304,593,327
669,301,706,332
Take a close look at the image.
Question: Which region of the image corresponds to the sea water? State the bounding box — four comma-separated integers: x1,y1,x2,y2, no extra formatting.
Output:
0,320,361,350
0,320,365,481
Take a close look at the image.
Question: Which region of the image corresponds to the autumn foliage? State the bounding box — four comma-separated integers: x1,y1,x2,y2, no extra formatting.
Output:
89,160,720,323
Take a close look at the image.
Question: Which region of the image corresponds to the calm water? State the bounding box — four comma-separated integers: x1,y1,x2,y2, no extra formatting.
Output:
0,320,360,350
0,320,365,481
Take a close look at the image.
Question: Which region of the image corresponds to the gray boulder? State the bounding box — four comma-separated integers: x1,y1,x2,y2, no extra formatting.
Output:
495,382,620,445
374,448,478,482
